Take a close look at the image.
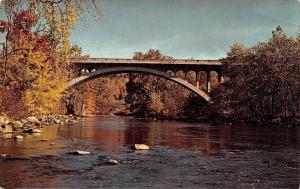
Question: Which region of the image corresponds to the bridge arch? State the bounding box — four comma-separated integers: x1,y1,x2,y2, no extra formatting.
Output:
67,67,211,102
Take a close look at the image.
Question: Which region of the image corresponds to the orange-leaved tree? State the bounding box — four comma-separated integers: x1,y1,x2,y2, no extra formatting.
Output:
0,0,100,116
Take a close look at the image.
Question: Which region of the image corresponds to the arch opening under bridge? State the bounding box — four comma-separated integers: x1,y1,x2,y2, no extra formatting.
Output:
67,66,212,102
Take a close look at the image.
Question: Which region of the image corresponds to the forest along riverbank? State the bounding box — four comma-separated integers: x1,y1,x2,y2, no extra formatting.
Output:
0,117,299,188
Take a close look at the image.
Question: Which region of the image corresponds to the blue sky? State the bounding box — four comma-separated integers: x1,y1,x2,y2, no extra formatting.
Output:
1,0,300,59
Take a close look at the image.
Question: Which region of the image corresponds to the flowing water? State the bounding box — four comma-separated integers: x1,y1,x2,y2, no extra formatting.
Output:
0,117,299,188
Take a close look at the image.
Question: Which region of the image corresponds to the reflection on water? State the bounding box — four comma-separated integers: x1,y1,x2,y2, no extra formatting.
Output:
56,117,299,155
0,117,299,188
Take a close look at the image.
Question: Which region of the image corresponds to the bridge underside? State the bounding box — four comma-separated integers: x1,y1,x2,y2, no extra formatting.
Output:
68,66,223,102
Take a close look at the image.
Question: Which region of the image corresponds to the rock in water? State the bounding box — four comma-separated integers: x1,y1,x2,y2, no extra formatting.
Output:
0,115,9,125
30,129,42,133
68,150,91,155
12,121,23,129
53,119,60,124
133,144,150,150
0,125,13,133
26,116,40,125
271,118,281,124
32,133,41,137
20,119,28,124
3,134,13,139
15,135,24,141
0,154,8,158
106,159,119,165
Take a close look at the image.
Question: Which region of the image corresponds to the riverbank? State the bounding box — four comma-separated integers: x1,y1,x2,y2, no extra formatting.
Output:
97,113,300,127
0,113,82,135
1,112,299,140
215,116,300,127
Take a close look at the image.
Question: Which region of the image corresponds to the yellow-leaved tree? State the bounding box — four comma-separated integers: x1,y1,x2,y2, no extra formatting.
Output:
0,0,100,116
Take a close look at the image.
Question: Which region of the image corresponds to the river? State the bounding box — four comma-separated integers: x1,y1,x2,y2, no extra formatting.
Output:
0,117,299,188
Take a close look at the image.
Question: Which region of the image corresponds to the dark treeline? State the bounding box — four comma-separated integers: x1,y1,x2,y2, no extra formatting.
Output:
211,26,300,125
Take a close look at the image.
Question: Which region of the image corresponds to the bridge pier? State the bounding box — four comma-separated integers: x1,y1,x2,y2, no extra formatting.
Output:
218,72,224,84
206,71,211,93
196,71,200,88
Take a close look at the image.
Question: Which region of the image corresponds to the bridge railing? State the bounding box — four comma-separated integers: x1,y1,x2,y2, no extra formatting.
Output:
70,58,222,65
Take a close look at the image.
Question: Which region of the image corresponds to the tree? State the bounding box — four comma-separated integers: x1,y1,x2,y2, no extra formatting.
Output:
179,94,211,121
211,26,300,124
125,49,169,117
0,10,66,115
125,49,192,118
64,75,128,116
0,0,100,116
61,44,89,115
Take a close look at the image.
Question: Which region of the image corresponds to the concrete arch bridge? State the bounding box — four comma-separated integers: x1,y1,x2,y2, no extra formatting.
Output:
68,58,223,102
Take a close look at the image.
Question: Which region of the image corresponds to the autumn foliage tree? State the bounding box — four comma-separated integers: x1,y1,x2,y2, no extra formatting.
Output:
0,10,65,115
126,49,192,118
211,26,300,124
0,0,99,117
64,75,128,116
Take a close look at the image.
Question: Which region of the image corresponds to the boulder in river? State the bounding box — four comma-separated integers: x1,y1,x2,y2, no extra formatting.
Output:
15,135,24,141
106,159,119,165
26,116,40,125
133,144,150,150
12,121,23,128
53,119,60,124
20,119,28,124
68,150,91,155
0,125,13,133
30,129,42,133
3,133,13,139
271,117,281,124
0,115,9,125
0,154,8,158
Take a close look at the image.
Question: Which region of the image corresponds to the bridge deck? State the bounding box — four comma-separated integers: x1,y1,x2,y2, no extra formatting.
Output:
71,58,221,66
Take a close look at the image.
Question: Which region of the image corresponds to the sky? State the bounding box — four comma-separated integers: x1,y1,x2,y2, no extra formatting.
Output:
1,0,300,59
